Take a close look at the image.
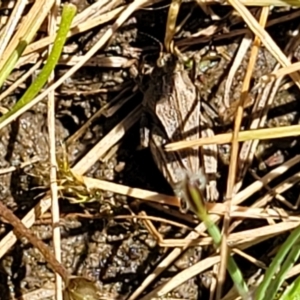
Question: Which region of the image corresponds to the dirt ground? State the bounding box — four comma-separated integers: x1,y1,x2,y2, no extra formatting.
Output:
0,1,300,300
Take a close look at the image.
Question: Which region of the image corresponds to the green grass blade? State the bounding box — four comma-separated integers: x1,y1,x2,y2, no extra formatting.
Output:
180,175,249,299
0,0,55,89
255,224,300,300
0,40,28,88
266,240,300,300
0,3,77,124
280,274,300,300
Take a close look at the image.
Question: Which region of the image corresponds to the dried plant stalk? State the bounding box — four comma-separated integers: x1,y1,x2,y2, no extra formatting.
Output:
0,202,70,284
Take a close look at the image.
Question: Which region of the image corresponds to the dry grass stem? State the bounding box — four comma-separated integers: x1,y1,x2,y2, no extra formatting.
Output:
0,0,153,278
222,34,252,109
236,25,300,192
21,6,125,57
0,59,43,101
176,9,300,51
58,55,137,68
0,0,27,58
217,9,269,298
0,202,70,282
22,0,163,58
0,0,152,131
63,81,138,145
262,60,300,82
47,2,62,299
129,155,300,298
71,0,120,27
0,0,55,70
0,156,40,175
73,104,142,174
228,0,300,90
0,0,156,261
140,221,300,299
0,1,299,298
83,176,180,207
165,124,300,151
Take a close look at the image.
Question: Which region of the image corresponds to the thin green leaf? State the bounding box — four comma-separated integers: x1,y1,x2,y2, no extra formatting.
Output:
266,241,300,300
0,0,55,88
0,41,28,89
180,174,249,299
280,274,300,300
255,224,300,300
0,3,77,124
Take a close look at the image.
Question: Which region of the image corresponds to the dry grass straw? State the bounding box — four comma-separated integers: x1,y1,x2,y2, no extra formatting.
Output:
1,0,300,299
166,124,300,150
0,0,27,58
0,0,162,130
216,7,270,299
0,0,161,297
129,155,300,299
47,1,62,299
72,104,143,174
0,0,55,77
0,0,164,269
163,3,300,299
